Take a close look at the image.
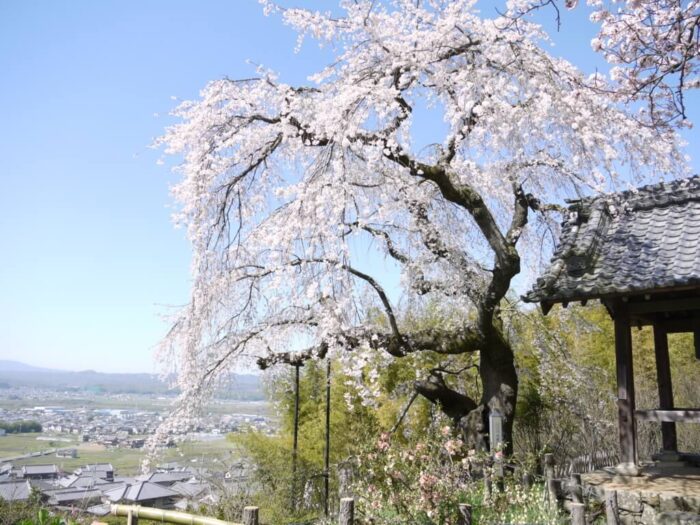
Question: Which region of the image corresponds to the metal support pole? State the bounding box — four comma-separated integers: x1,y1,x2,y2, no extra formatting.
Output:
324,358,331,518
291,363,301,510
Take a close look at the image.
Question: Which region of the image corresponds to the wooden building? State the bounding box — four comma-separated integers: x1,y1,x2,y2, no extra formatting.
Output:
525,176,700,473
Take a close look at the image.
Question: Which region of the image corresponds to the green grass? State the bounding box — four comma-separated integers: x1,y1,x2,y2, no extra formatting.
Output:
2,435,240,475
0,433,61,458
0,394,270,415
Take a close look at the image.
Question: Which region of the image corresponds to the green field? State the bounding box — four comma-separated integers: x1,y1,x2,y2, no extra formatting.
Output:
0,394,270,415
0,433,55,457
1,434,240,475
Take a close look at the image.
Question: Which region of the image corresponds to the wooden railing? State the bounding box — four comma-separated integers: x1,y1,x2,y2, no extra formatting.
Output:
635,408,700,422
110,499,356,525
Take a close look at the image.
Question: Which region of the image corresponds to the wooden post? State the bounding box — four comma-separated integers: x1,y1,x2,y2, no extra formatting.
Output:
614,304,637,467
570,502,585,525
494,456,505,492
544,453,557,503
569,473,583,504
653,324,677,452
243,506,259,525
522,471,533,489
339,497,354,525
338,462,353,499
458,503,473,525
604,489,619,525
483,459,492,501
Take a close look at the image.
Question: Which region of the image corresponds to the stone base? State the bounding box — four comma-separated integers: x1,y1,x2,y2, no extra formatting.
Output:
582,465,700,525
654,451,683,463
615,462,642,477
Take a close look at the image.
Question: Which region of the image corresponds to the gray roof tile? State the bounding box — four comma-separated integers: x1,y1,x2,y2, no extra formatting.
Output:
524,176,700,304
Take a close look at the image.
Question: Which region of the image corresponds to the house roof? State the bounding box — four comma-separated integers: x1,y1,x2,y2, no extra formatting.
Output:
0,481,32,501
170,481,210,498
48,488,103,504
141,471,194,485
122,481,178,502
524,176,700,307
22,464,58,475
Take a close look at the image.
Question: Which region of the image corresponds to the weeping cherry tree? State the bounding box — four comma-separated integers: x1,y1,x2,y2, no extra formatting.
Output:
155,0,685,451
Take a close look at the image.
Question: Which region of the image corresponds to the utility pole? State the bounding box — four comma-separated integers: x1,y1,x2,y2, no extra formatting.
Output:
323,358,331,518
291,363,301,510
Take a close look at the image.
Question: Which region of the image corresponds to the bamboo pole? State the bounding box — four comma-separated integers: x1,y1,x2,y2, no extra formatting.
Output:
111,504,239,525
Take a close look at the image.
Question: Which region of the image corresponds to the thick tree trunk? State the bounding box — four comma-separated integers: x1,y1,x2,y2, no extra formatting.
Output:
475,326,518,454
413,321,519,454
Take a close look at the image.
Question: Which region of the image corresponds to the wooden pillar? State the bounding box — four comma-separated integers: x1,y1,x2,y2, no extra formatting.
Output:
614,304,637,466
458,503,473,525
653,324,677,452
339,497,354,525
243,506,259,525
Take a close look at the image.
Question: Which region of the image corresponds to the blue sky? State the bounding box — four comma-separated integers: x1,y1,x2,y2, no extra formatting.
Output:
1,1,697,373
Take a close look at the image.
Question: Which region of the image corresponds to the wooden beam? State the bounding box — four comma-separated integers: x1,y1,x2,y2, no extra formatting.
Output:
627,297,700,315
635,409,700,423
653,325,677,452
614,304,637,465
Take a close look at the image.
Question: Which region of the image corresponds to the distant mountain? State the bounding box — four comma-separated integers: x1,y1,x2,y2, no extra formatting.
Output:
0,360,54,373
0,360,263,400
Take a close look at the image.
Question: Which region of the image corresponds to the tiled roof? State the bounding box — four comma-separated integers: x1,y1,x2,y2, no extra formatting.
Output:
524,176,700,304
0,481,32,501
123,481,178,502
22,464,58,475
142,471,194,485
170,481,210,498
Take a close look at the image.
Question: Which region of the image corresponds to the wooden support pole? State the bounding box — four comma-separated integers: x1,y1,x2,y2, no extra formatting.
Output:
339,497,354,525
544,453,557,503
604,489,619,525
522,471,533,489
458,503,473,525
243,506,259,525
653,324,678,452
483,462,492,502
482,457,493,501
494,456,505,492
570,502,585,525
569,473,583,504
614,305,637,467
